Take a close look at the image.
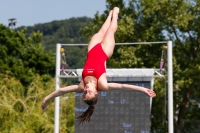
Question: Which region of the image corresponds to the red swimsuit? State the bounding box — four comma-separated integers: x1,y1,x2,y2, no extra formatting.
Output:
82,43,108,80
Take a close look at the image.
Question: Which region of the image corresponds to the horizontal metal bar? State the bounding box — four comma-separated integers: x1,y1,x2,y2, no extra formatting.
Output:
58,75,165,78
59,41,168,46
61,68,164,71
115,42,168,45
59,76,80,78
60,69,77,71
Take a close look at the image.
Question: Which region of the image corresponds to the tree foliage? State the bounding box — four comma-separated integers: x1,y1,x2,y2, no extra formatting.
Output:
0,24,75,132
17,17,92,52
0,24,55,86
0,17,92,132
0,74,75,133
140,0,200,132
17,17,91,70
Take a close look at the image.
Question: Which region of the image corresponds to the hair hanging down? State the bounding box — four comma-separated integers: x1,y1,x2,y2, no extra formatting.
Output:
76,97,98,125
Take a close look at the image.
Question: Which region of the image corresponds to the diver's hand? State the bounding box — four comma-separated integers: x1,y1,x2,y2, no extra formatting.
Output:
41,98,47,110
144,89,156,98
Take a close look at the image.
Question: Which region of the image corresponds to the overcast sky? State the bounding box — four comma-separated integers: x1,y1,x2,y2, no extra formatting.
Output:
0,0,106,27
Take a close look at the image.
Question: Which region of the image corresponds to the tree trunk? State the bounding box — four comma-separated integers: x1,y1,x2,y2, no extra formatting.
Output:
175,89,190,133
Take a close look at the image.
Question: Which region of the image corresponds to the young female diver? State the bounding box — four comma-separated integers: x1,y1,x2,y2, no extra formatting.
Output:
41,7,156,124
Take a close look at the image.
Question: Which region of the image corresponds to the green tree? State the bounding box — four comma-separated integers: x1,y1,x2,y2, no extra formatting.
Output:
0,73,75,133
17,17,92,52
140,1,200,132
80,0,200,132
0,24,76,132
0,24,55,87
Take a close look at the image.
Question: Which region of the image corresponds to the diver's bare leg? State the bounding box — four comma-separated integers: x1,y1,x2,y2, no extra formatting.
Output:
102,7,119,58
88,10,113,51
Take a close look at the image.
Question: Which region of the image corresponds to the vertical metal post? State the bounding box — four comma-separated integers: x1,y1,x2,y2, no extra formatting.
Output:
150,78,154,111
167,41,173,133
55,43,61,133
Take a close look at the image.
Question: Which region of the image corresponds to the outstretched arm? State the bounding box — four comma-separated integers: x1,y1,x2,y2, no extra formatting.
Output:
107,83,156,98
41,84,83,110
